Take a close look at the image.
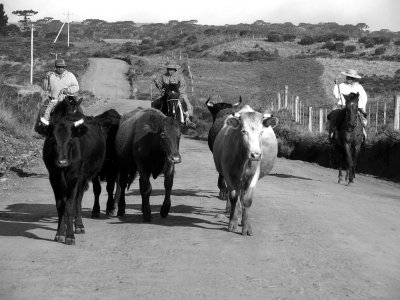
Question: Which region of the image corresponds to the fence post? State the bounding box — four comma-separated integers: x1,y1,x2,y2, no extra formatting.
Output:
277,92,281,110
150,84,152,100
319,108,324,132
284,85,288,108
383,102,387,125
394,94,400,130
375,100,379,133
295,96,299,122
308,106,313,132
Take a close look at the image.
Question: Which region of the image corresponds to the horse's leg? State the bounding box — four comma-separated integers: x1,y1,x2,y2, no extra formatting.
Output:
353,143,362,181
343,143,353,184
335,145,344,184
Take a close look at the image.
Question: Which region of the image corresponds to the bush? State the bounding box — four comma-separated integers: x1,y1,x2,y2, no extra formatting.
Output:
333,34,349,42
374,46,387,55
283,34,296,42
344,45,356,53
298,35,315,45
268,33,283,42
334,42,345,52
394,40,400,46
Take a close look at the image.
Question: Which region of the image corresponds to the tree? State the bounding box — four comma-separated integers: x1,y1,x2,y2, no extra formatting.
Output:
0,4,8,35
12,9,38,29
356,23,369,37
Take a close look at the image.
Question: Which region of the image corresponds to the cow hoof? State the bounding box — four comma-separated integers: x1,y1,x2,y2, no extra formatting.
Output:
65,238,75,245
219,190,228,200
54,235,65,243
242,226,253,236
117,210,125,217
106,209,117,217
91,211,100,218
228,222,238,232
160,204,170,218
75,227,85,234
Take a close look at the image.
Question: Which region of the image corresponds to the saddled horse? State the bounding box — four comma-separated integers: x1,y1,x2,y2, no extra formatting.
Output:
329,92,364,184
34,96,84,135
159,83,185,124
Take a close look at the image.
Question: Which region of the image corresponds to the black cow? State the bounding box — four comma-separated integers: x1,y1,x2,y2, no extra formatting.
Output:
91,109,122,218
42,114,106,245
114,108,181,221
205,96,242,123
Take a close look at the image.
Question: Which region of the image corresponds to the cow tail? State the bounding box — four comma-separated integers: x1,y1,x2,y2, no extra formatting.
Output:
126,172,137,190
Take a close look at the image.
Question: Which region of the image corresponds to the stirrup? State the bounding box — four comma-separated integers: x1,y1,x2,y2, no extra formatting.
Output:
40,117,49,126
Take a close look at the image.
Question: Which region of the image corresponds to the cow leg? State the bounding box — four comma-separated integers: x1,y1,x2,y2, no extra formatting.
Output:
50,174,66,243
65,180,79,245
241,188,254,236
75,181,86,234
91,176,101,218
117,170,128,217
217,174,228,202
139,174,152,222
228,189,240,232
161,164,174,218
106,171,121,217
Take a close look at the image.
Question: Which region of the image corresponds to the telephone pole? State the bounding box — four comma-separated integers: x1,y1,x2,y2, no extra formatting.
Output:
65,12,72,47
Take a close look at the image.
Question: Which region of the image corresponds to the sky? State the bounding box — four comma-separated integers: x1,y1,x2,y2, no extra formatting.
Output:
2,0,400,32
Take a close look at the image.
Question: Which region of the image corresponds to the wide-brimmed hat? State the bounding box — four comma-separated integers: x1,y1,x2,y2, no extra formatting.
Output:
341,69,361,79
55,59,67,67
164,61,181,69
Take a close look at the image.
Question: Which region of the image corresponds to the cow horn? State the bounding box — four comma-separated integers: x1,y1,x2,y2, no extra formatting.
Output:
263,112,272,118
233,112,240,118
205,97,213,107
74,118,84,127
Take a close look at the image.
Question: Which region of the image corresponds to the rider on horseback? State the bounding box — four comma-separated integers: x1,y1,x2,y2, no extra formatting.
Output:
39,59,80,126
327,69,368,140
151,61,196,129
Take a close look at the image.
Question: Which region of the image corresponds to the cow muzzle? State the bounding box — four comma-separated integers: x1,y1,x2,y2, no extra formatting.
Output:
57,159,69,167
249,152,262,161
169,154,181,164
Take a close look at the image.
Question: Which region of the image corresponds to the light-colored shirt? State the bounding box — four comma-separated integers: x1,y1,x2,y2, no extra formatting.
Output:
46,70,79,99
153,72,187,96
333,82,367,110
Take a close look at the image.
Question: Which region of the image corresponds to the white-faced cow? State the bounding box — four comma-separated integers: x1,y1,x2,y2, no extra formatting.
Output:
212,105,278,235
42,115,106,245
114,108,181,221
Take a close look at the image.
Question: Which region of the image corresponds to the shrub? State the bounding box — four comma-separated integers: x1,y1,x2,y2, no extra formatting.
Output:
283,34,296,42
344,45,356,53
298,35,315,45
394,40,400,46
334,42,345,52
333,34,349,42
374,46,386,55
268,33,283,42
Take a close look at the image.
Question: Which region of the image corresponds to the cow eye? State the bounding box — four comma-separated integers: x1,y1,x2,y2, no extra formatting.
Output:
160,132,166,139
241,129,248,135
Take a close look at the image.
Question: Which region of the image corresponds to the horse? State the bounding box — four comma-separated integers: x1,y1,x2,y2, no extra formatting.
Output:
330,92,364,185
160,83,185,124
34,95,84,135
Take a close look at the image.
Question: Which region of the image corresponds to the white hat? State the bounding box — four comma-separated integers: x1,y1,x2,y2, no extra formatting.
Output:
164,61,181,69
341,69,361,79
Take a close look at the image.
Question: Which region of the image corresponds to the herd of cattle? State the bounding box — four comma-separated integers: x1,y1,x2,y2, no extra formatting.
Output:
38,96,278,245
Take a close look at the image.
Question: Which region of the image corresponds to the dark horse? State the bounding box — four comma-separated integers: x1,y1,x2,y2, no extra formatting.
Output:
329,92,364,184
34,96,84,135
159,83,185,124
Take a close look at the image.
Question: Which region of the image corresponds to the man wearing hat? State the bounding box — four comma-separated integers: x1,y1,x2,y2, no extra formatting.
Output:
39,59,79,126
327,68,368,139
152,61,196,128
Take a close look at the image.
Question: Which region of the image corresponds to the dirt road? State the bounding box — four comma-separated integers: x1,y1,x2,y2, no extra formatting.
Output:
1,58,400,299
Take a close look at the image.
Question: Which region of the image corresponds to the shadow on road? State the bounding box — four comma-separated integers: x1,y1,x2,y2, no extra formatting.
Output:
126,188,217,198
0,203,56,241
269,173,313,181
9,167,48,179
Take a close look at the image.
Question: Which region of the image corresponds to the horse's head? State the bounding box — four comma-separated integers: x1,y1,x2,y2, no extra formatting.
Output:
344,92,359,128
163,83,181,119
50,96,84,123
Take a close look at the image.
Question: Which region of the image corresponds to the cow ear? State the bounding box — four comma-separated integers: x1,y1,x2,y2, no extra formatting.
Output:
263,116,279,128
226,114,240,128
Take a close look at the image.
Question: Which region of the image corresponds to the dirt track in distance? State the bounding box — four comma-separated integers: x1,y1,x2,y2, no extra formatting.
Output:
1,58,399,299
